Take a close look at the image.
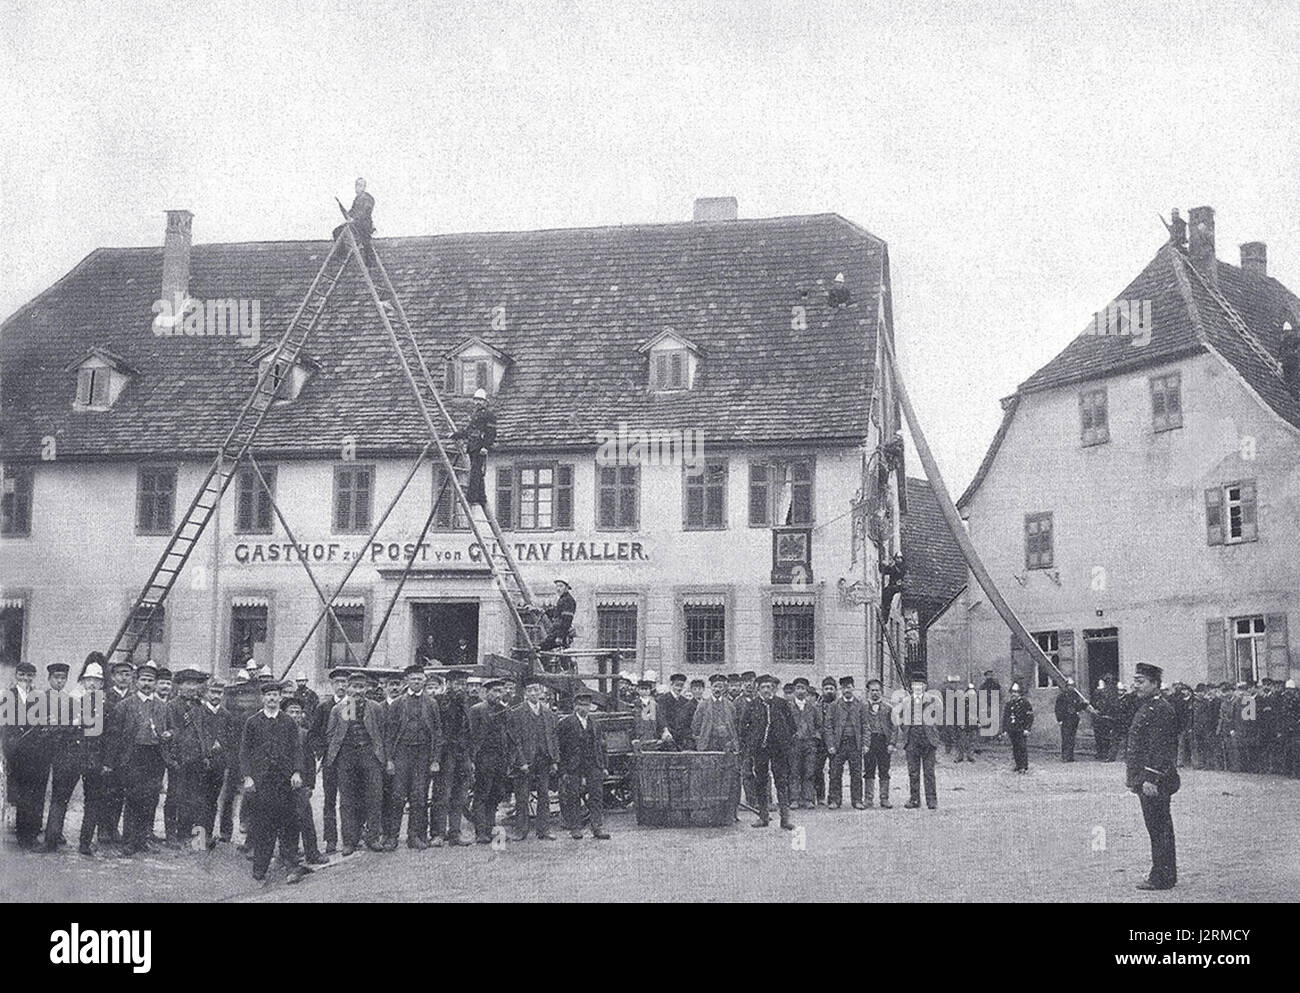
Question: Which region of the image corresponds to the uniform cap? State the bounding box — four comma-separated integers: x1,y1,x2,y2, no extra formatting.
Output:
16,661,36,675
473,388,487,400
80,662,104,681
46,662,70,676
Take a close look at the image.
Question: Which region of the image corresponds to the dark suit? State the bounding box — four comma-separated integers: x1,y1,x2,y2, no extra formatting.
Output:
112,692,169,851
201,702,237,842
824,696,867,805
557,713,606,832
451,406,497,505
432,690,473,841
43,690,81,847
100,686,132,838
469,699,511,841
739,696,796,819
325,696,386,848
506,701,559,836
539,590,576,652
307,693,345,846
788,696,823,804
383,691,443,842
239,709,302,877
1004,697,1034,771
1126,694,1180,888
902,720,942,808
862,698,896,804
658,691,696,750
1055,691,1085,762
1,687,54,846
162,695,217,841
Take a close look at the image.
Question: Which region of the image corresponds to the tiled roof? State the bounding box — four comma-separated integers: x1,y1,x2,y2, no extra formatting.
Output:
960,239,1300,508
901,476,967,610
0,214,887,461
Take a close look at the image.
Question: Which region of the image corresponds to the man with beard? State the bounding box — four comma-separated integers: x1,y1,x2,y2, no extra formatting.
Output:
72,656,113,855
469,680,512,844
1004,683,1034,773
814,676,838,804
825,676,867,810
325,670,387,856
557,690,610,840
505,678,559,842
384,664,443,850
1054,678,1086,763
862,677,896,808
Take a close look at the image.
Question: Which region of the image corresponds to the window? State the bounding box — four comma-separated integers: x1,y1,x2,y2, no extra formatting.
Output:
684,604,726,666
1079,389,1109,446
1024,512,1054,569
1150,373,1183,432
749,458,813,527
235,466,275,534
684,459,727,529
76,367,111,407
773,602,815,666
458,359,492,396
231,603,269,669
651,349,688,391
596,605,638,653
596,465,639,530
128,605,166,668
432,464,469,530
137,466,177,535
325,605,366,668
1033,631,1059,688
1231,616,1266,684
1206,481,1257,545
2,466,33,537
0,603,25,668
497,463,573,531
333,465,374,533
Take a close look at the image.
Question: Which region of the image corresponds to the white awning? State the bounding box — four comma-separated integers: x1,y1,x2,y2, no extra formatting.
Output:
772,591,816,607
595,594,639,607
231,595,269,608
332,596,367,609
0,596,24,610
682,593,726,607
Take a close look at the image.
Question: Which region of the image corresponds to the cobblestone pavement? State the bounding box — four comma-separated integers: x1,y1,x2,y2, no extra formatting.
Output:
4,747,1297,903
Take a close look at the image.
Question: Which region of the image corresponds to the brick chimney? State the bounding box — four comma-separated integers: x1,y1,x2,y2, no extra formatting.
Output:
1188,206,1216,285
162,210,193,301
693,197,738,222
1240,241,1267,279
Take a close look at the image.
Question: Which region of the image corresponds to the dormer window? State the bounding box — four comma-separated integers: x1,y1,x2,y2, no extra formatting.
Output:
444,337,511,397
67,347,135,411
639,330,703,393
251,347,317,403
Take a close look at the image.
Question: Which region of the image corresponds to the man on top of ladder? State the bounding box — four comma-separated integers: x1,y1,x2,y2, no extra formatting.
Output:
333,177,376,265
450,388,497,506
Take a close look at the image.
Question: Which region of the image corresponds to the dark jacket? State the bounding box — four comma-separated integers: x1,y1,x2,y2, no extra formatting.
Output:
789,696,824,741
506,702,560,770
202,702,239,771
437,691,474,757
739,697,797,755
557,713,607,775
1004,697,1034,733
453,406,497,453
824,697,867,749
468,700,510,765
658,691,696,747
324,695,386,767
902,720,942,752
110,693,167,768
862,698,897,744
1055,692,1085,726
240,709,302,785
163,696,215,768
348,191,375,235
308,693,345,759
383,691,444,756
1125,695,1180,795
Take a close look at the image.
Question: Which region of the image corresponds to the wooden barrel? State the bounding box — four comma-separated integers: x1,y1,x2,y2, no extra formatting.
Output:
634,750,738,827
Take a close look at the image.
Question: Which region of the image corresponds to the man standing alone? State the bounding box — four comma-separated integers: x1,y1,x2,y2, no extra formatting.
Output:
1126,662,1180,891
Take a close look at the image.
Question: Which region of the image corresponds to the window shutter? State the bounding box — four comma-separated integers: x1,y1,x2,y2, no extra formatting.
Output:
91,370,111,405
1239,480,1258,541
1057,630,1075,679
1010,635,1031,687
1024,517,1038,569
749,463,770,526
77,369,92,405
444,362,456,393
670,351,684,388
1205,618,1227,683
1265,613,1290,680
555,464,573,529
652,353,667,390
1204,487,1224,545
495,466,513,530
476,360,490,394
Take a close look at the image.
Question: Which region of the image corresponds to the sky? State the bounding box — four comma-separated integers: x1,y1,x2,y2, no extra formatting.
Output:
2,0,1298,490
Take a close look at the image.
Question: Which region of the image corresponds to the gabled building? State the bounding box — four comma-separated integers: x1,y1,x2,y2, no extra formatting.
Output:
928,206,1299,725
0,201,906,688
899,476,966,675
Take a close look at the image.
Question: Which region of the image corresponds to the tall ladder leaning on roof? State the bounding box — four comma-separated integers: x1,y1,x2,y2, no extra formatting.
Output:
103,230,359,666
332,206,546,660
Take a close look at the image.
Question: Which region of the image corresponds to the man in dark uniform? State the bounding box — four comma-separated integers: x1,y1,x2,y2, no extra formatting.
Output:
307,667,350,852
825,676,867,809
162,668,215,847
240,679,306,883
432,668,474,845
538,579,576,653
469,679,511,843
814,676,837,803
1114,682,1141,762
100,660,135,842
1004,682,1034,772
450,388,497,507
788,677,822,808
200,677,236,848
902,674,942,809
862,677,896,808
2,662,51,848
293,677,320,726
1126,662,1180,891
112,662,168,856
658,673,695,750
282,697,328,867
325,670,387,855
384,664,443,850
735,670,759,807
506,677,559,841
41,661,76,850
557,690,610,840
1054,678,1085,762
1091,677,1117,761
739,674,796,830
332,177,375,264
72,656,113,855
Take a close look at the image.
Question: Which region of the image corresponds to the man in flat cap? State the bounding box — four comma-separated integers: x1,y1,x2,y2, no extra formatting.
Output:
281,696,328,867
506,678,560,841
825,676,867,809
788,678,822,808
99,660,135,843
433,668,475,845
658,673,695,751
1054,678,1086,762
40,661,76,850
2,661,50,848
240,679,306,883
691,673,739,754
862,677,896,808
201,676,237,848
1004,682,1034,773
901,673,942,810
326,670,387,855
469,679,512,843
632,679,660,744
557,690,610,840
308,667,351,853
814,676,838,804
384,664,443,850
162,668,215,846
112,661,170,855
539,579,577,653
739,675,796,829
1126,662,1180,890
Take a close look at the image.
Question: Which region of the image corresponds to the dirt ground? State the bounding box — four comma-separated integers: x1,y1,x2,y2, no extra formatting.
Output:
3,743,1297,903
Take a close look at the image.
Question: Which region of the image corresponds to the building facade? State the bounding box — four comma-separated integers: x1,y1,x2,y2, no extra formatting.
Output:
1,204,907,690
928,207,1299,739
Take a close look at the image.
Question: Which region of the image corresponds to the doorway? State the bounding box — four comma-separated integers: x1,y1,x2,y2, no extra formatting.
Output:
412,601,479,668
1083,627,1119,691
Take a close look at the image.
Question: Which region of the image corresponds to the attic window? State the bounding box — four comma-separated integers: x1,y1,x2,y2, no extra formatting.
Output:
455,359,493,396
69,350,134,410
77,368,111,407
652,349,687,391
442,337,509,397
254,350,314,403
